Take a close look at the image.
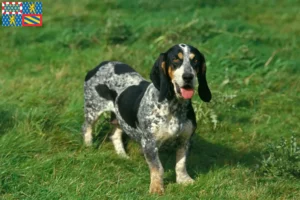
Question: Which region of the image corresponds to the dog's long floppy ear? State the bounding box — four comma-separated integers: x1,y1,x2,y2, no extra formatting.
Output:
150,53,171,102
197,62,212,102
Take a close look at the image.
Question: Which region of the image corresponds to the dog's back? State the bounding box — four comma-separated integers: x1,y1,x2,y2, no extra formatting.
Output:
84,61,145,95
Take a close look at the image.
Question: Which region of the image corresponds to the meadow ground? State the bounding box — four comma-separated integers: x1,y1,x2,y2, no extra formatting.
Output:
0,0,300,199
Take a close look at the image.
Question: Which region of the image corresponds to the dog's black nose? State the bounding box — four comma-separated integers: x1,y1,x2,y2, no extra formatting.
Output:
182,73,194,82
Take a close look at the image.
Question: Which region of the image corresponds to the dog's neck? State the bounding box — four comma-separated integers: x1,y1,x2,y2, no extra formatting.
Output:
167,98,191,114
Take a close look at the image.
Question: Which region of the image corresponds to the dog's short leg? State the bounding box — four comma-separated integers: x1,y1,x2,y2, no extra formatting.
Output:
175,142,194,184
110,127,128,158
82,121,93,146
82,107,103,146
142,141,164,195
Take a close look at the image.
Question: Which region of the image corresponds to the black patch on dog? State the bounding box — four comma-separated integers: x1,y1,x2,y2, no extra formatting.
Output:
117,81,150,128
114,63,136,75
186,101,197,127
85,61,110,81
95,84,117,102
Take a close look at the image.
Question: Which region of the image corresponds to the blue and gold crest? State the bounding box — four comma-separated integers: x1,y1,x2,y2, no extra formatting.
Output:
2,14,22,26
23,2,42,14
2,2,42,27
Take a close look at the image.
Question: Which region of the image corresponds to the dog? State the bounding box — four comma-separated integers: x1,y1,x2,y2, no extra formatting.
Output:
82,44,211,194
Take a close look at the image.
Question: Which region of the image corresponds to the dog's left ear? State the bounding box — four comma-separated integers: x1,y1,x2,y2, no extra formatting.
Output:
197,62,212,102
150,53,172,102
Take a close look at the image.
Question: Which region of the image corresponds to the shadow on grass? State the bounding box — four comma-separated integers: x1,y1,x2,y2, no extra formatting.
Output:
92,122,260,185
0,107,16,137
160,133,260,184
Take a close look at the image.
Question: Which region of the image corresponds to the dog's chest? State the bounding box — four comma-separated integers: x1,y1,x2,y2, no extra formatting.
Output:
154,117,182,142
150,104,187,143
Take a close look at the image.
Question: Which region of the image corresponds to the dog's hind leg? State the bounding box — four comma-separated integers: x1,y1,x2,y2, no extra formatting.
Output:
82,108,104,146
82,122,93,146
110,126,128,158
82,98,115,146
82,96,114,146
83,79,116,146
109,112,128,157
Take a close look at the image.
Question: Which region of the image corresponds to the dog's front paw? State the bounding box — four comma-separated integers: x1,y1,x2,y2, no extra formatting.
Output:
118,152,129,159
176,175,194,185
149,180,164,195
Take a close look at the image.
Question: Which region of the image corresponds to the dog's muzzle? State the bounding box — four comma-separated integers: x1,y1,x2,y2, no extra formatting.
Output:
174,82,194,99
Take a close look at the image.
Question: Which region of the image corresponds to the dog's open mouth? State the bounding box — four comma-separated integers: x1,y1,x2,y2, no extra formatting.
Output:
174,82,194,99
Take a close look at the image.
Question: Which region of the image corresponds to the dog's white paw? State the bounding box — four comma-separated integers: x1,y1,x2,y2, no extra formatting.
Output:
118,152,129,159
176,175,194,184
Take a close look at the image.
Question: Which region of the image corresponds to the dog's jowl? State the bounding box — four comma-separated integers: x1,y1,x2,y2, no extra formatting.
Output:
82,44,211,194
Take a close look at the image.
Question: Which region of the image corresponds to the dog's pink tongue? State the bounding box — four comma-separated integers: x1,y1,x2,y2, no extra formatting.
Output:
180,88,194,99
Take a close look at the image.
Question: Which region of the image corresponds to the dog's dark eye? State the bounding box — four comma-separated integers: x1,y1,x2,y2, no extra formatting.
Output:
191,59,197,65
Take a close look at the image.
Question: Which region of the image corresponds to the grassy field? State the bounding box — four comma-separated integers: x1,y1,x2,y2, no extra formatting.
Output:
1,0,300,199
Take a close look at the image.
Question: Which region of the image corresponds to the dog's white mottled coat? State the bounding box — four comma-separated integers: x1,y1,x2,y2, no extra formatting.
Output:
82,44,211,194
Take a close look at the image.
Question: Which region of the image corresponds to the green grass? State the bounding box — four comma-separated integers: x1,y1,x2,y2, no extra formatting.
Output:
1,0,300,199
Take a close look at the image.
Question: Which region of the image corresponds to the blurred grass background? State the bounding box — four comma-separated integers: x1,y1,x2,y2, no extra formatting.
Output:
0,0,299,199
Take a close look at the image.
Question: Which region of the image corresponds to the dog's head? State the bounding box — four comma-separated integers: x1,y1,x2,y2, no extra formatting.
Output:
150,44,211,102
